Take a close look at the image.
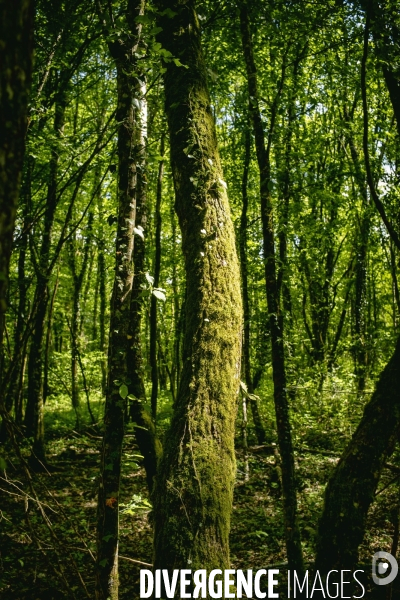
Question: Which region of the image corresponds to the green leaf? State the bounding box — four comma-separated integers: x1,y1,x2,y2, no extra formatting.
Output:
102,534,113,542
135,15,152,25
255,530,269,538
173,58,188,68
160,8,177,18
119,384,129,399
99,559,108,568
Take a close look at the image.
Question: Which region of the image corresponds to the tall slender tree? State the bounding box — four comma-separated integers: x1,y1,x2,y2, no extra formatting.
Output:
95,1,151,598
239,1,304,574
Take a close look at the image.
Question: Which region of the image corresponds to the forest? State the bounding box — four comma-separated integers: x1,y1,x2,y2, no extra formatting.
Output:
1,0,400,598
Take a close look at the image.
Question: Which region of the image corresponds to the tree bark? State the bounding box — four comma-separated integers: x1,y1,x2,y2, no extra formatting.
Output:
152,0,242,576
95,1,147,598
150,133,165,420
126,86,161,496
0,0,34,378
97,191,107,395
0,183,31,440
315,334,400,573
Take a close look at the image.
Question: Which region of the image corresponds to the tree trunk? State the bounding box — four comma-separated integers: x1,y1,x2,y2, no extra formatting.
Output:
360,0,400,139
95,2,146,598
354,209,369,393
343,103,370,393
97,194,107,396
126,86,161,495
171,201,182,396
239,123,265,445
127,81,147,406
239,2,304,574
96,64,136,600
68,210,94,419
25,95,66,465
43,272,59,404
0,0,34,375
150,133,164,420
0,187,30,439
315,334,400,573
152,0,242,575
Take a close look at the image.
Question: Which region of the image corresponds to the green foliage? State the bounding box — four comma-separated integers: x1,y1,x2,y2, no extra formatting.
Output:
1,0,400,595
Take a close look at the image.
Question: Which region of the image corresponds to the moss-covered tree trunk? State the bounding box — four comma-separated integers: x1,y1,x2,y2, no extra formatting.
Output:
239,2,304,574
152,0,242,577
315,335,400,573
0,0,34,370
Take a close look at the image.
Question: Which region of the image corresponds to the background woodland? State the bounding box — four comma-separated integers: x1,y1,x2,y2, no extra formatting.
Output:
1,0,400,598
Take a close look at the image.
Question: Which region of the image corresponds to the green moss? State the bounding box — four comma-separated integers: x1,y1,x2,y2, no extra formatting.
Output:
152,0,243,574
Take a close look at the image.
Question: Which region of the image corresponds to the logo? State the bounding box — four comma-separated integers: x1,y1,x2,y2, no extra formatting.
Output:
372,551,398,586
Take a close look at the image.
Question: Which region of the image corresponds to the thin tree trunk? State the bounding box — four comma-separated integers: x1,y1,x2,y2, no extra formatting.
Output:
96,64,136,600
354,209,369,393
1,188,30,439
150,133,165,420
343,103,370,393
25,95,66,465
126,85,161,495
68,211,94,419
95,1,146,598
239,3,304,574
239,123,265,444
127,81,147,406
97,196,107,395
171,202,182,396
152,0,242,575
43,271,59,404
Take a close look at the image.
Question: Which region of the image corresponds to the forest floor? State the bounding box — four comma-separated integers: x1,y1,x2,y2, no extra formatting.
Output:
1,419,399,599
